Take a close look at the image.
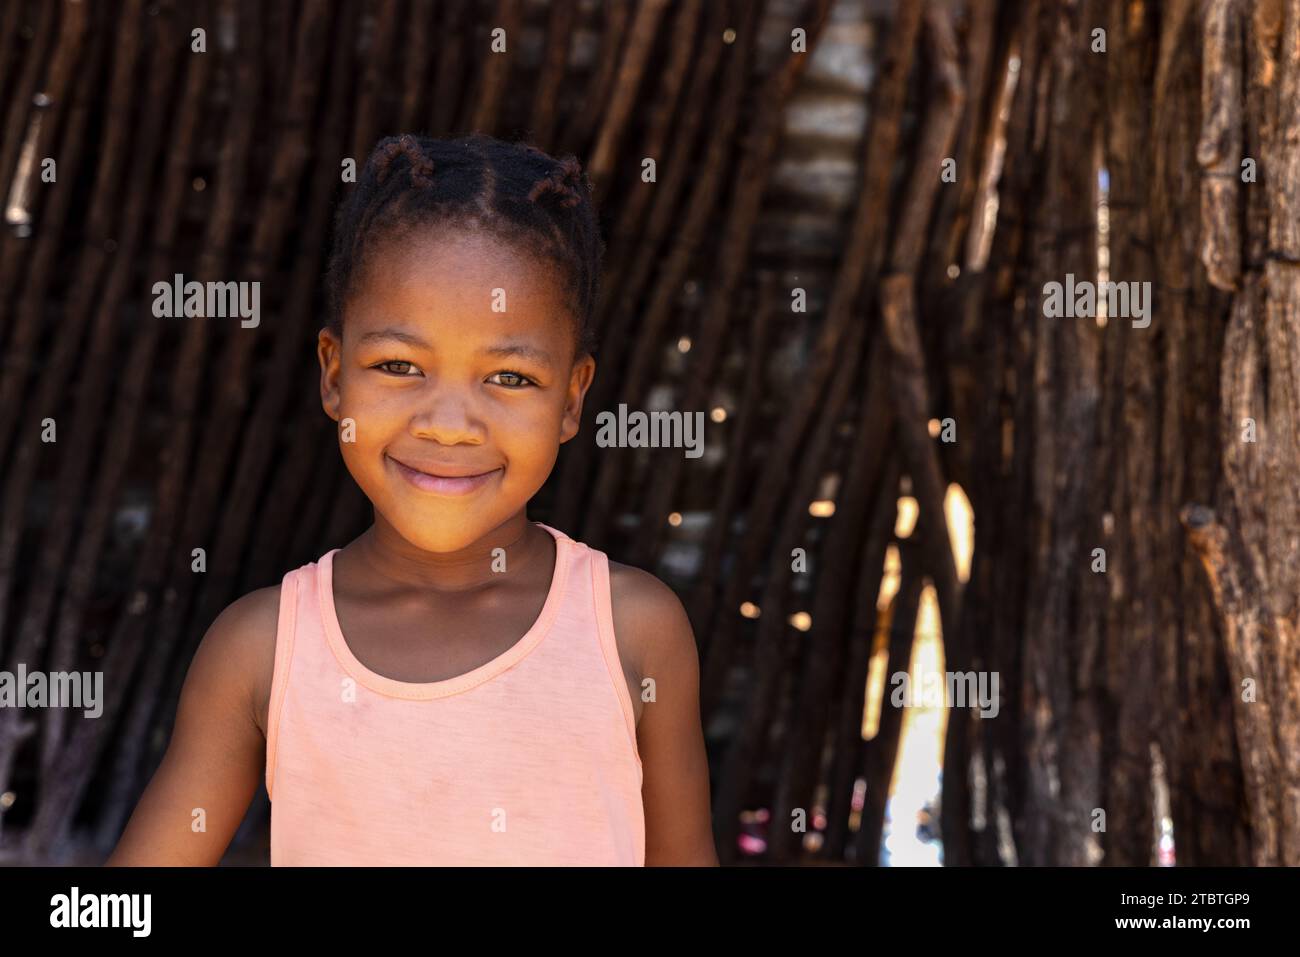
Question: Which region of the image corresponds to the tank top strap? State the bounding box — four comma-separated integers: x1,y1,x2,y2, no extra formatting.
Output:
563,533,642,769
530,520,572,545
265,561,307,800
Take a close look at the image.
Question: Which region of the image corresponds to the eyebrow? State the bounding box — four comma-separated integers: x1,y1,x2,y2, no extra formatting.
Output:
481,342,555,365
356,329,555,365
355,328,431,348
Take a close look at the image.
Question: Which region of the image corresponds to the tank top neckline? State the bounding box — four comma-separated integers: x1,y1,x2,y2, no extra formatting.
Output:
316,521,572,700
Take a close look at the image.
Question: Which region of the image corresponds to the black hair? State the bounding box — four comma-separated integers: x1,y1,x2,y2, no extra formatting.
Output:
325,132,603,360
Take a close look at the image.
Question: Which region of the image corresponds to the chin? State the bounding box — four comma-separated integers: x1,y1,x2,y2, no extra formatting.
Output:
391,511,495,554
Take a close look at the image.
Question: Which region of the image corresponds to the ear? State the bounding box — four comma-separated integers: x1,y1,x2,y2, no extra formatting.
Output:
560,353,596,444
318,327,343,421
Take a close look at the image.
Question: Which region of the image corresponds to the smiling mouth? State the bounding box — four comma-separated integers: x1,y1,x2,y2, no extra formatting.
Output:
386,455,502,496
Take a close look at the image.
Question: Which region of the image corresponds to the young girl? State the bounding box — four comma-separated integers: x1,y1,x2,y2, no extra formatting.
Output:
107,133,718,866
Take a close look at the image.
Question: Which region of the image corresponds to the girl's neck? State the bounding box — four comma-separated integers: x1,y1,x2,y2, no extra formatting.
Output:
346,512,549,595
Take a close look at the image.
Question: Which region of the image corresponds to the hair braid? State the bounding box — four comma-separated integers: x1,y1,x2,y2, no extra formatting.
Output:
527,155,585,208
376,133,436,188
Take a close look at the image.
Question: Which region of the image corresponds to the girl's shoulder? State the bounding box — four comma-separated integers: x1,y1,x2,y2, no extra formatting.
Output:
196,582,282,739
606,560,685,620
606,560,698,691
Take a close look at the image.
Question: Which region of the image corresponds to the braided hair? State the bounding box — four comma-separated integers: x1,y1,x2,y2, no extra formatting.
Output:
325,132,603,359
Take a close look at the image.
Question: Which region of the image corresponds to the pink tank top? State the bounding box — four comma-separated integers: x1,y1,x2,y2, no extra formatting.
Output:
264,521,645,865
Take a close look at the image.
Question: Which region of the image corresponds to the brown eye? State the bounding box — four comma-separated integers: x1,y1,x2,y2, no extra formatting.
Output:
488,370,534,388
376,360,416,375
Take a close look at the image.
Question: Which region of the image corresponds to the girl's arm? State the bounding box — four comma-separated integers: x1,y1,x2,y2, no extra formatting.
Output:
612,566,719,866
105,587,278,866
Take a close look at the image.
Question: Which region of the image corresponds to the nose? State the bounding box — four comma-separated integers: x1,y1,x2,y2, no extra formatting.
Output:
408,381,485,445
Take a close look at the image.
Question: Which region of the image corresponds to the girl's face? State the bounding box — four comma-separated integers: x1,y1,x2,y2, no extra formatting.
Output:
317,229,595,554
